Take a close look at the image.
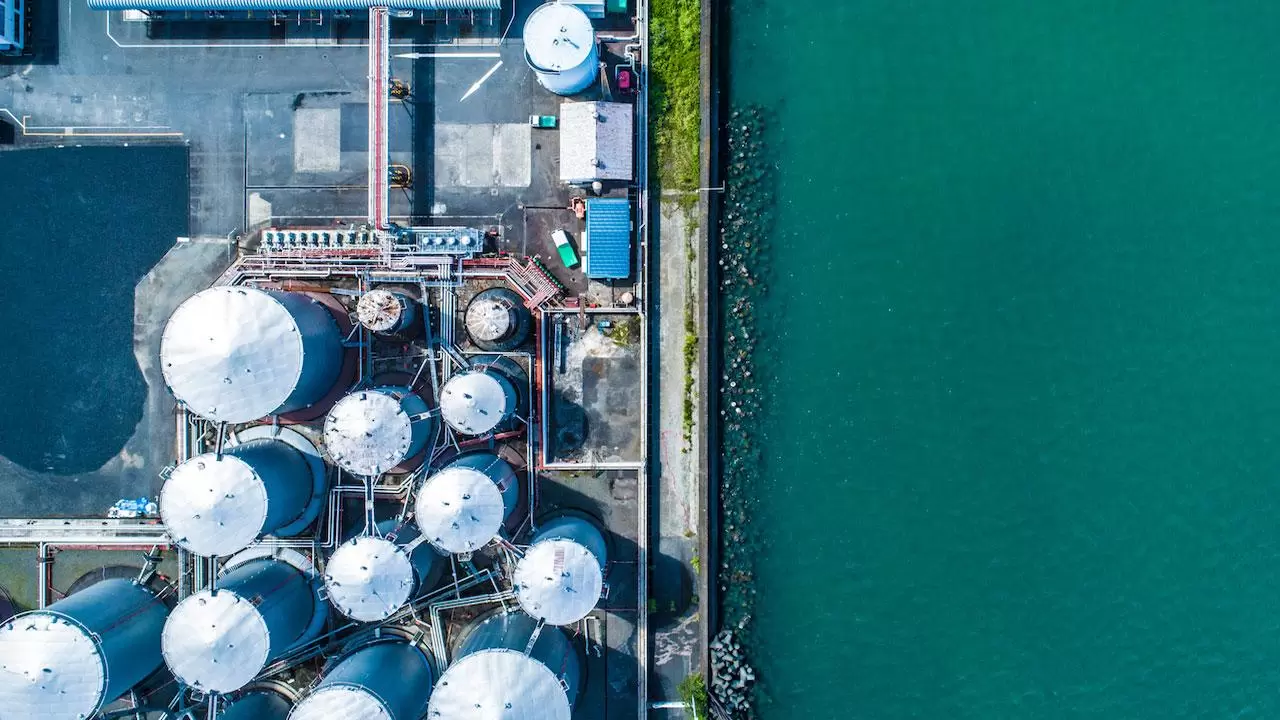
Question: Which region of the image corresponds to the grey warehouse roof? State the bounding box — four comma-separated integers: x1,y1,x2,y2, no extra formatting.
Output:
560,102,634,183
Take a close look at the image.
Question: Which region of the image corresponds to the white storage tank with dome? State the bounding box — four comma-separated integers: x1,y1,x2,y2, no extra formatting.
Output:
438,366,520,436
323,386,436,477
160,286,345,423
356,288,419,337
464,287,533,351
288,640,434,720
220,688,294,720
414,453,519,554
523,1,600,96
324,520,443,623
513,515,608,626
428,610,581,720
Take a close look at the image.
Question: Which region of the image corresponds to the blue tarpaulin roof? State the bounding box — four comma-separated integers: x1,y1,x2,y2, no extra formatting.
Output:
585,198,632,279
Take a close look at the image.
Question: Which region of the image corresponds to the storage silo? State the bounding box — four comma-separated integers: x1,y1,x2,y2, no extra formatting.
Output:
162,557,322,694
221,688,294,720
513,515,608,626
356,288,419,337
323,386,435,477
439,369,518,436
160,438,318,557
465,287,532,351
289,640,434,720
0,579,169,720
523,1,600,96
414,453,519,554
324,520,442,623
428,611,580,720
161,286,344,423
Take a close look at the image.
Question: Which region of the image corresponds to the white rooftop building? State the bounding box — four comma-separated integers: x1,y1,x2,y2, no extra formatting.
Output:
560,101,634,183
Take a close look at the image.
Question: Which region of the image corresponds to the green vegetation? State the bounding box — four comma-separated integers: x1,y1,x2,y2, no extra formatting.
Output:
691,553,701,573
682,238,699,446
678,673,710,718
604,316,641,345
651,0,702,191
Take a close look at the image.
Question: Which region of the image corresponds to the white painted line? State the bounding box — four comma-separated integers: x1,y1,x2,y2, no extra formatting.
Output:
459,59,503,102
395,51,500,59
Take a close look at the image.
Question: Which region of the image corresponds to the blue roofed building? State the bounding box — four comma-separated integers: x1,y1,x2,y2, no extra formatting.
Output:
585,198,632,280
1,0,23,55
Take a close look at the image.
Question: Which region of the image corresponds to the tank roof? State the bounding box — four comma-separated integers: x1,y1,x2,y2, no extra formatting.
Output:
414,467,506,553
162,589,271,693
523,2,595,73
324,390,418,477
356,289,407,333
160,286,311,424
290,685,390,720
466,297,515,343
160,453,269,557
439,371,514,436
323,536,416,622
513,538,604,626
428,649,572,720
0,612,107,720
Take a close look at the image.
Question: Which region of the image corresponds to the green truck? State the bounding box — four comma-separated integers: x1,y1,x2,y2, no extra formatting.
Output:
553,229,580,268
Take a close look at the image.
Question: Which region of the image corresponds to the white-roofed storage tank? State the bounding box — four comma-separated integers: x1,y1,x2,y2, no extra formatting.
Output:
324,520,443,623
221,688,294,720
356,288,419,337
160,437,321,557
428,611,581,720
464,287,533,351
161,286,344,424
513,515,608,626
523,1,599,96
162,556,324,694
414,453,519,554
289,640,434,720
0,578,169,720
323,386,435,477
439,369,518,436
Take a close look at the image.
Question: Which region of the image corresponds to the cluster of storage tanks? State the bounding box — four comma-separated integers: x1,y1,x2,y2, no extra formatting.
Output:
0,282,608,719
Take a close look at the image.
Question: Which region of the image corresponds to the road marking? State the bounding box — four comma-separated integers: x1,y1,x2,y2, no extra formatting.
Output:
460,59,503,102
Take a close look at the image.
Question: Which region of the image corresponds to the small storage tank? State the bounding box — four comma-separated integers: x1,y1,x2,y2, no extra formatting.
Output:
161,438,316,557
465,287,532,351
290,641,434,720
428,611,580,720
513,516,608,626
324,386,435,477
221,688,293,720
161,286,344,424
0,579,169,720
523,1,599,96
356,289,419,337
439,369,518,436
414,453,519,554
163,558,321,693
325,520,442,622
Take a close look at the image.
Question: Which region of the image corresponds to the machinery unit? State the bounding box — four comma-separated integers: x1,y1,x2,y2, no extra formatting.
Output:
324,520,442,622
513,515,608,626
356,289,419,337
290,640,434,720
221,688,294,720
162,557,322,693
464,287,533,351
160,438,317,557
428,611,580,720
160,286,344,424
414,453,519,554
438,368,519,436
523,1,600,96
0,579,169,720
324,386,434,477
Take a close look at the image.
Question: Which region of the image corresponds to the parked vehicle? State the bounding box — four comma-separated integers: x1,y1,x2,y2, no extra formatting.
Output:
553,229,580,268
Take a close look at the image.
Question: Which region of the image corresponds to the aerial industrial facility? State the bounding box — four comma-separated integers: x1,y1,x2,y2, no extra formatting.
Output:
0,0,652,716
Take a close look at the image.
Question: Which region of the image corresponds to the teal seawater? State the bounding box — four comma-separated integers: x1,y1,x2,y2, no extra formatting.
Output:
728,2,1280,717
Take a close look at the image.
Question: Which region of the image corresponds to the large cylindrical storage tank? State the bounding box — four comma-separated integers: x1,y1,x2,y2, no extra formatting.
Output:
0,579,169,720
356,289,419,337
439,369,518,436
465,287,532,351
324,521,442,622
161,438,315,557
290,641,434,720
163,558,319,693
221,689,293,720
414,453,519,554
514,516,607,626
523,1,599,96
161,286,344,423
323,386,435,477
429,611,580,720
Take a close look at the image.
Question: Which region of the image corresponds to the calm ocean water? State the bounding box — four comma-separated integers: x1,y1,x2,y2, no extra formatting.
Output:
728,2,1280,717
